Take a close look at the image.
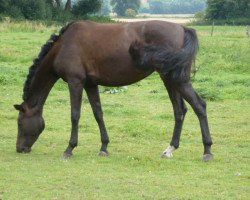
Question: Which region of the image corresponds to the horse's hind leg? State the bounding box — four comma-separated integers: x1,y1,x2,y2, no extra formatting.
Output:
176,82,213,161
85,85,110,156
63,79,84,158
161,77,187,158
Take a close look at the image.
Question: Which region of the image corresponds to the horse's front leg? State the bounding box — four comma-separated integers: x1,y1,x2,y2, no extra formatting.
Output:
161,76,187,158
63,80,84,158
85,85,109,156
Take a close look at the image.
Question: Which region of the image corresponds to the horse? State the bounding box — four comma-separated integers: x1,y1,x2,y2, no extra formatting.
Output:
14,20,213,161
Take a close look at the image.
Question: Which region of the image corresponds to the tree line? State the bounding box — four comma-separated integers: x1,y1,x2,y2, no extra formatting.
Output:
141,0,206,14
0,0,103,21
0,0,249,24
206,0,250,20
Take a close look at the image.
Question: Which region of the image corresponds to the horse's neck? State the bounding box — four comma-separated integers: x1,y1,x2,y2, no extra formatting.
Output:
26,64,58,110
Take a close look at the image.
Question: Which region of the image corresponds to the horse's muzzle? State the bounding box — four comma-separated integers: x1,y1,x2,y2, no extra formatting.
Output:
16,146,31,153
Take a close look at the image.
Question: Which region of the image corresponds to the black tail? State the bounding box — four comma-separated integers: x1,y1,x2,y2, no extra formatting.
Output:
129,27,199,82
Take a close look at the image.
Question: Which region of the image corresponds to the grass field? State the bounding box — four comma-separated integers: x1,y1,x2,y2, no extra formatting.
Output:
0,21,249,199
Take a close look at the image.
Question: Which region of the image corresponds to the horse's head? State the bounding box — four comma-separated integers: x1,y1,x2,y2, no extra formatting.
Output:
14,103,45,153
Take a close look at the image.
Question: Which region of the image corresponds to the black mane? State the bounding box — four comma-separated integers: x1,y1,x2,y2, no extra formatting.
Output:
22,22,74,101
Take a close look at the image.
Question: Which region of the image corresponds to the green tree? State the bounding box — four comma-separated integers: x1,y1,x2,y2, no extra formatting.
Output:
72,0,102,16
110,0,141,16
206,0,250,20
0,0,105,21
0,0,10,13
20,0,49,20
0,0,51,20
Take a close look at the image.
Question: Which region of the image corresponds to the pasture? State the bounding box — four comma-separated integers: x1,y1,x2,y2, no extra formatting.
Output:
0,21,249,199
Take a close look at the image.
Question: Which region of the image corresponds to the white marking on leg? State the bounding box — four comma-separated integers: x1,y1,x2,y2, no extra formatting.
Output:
162,146,176,158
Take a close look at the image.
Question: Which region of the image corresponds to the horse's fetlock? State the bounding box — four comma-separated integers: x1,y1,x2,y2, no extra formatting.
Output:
203,140,213,147
70,142,78,148
102,138,109,145
71,113,80,123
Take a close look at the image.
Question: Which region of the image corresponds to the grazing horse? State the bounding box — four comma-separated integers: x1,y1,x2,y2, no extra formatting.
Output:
14,20,213,161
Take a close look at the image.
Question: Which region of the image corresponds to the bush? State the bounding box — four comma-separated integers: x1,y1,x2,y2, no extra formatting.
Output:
72,0,102,17
21,0,49,20
51,8,73,23
83,16,114,23
206,0,250,20
0,0,114,24
195,11,206,20
7,5,24,19
0,0,53,20
125,8,137,18
111,0,141,16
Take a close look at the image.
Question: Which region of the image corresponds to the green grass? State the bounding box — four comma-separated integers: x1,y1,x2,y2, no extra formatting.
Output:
0,22,249,200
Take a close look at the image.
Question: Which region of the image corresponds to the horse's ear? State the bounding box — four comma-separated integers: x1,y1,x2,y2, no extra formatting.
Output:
14,104,25,112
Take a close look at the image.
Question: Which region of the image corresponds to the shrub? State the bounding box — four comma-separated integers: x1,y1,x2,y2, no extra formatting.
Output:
21,0,48,20
125,8,137,18
7,6,24,19
72,0,102,17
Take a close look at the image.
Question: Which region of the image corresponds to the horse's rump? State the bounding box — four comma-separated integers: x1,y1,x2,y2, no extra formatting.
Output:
129,27,199,82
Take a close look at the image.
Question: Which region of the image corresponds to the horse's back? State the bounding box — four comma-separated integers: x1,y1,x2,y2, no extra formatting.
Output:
53,20,185,86
62,20,184,46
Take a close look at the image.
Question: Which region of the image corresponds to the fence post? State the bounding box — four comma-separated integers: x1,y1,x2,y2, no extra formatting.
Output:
246,26,249,37
211,21,214,36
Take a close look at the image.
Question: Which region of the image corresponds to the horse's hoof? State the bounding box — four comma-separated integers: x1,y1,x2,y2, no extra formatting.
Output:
161,146,175,159
63,152,73,159
203,154,213,162
98,151,109,157
161,152,173,159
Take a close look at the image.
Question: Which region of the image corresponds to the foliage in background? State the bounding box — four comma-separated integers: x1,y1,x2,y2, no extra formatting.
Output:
110,0,141,16
0,0,104,22
72,0,102,17
193,0,250,25
140,0,206,14
206,0,250,20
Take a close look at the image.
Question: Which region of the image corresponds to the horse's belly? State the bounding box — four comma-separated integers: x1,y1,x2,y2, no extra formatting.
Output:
86,59,153,86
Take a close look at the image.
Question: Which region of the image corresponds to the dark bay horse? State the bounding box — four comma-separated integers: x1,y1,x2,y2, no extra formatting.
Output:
14,20,213,161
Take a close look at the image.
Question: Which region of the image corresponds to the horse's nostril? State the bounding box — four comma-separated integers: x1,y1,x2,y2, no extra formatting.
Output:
23,147,31,153
16,147,23,153
16,146,31,153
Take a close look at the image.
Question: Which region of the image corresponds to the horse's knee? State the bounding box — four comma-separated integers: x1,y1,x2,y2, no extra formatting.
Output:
175,113,185,123
195,103,207,118
93,110,103,123
71,112,80,124
175,108,187,123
